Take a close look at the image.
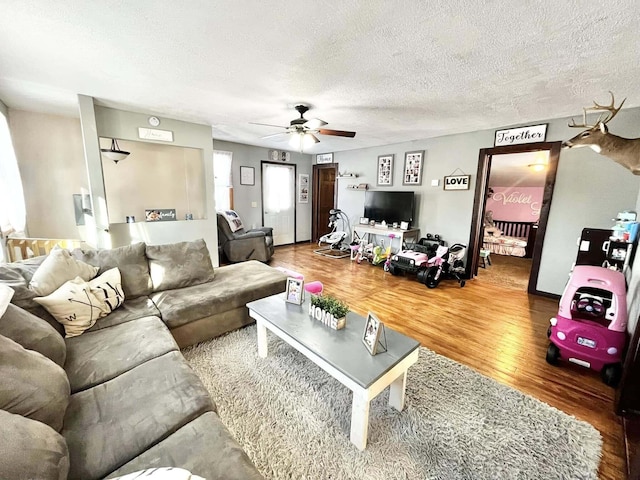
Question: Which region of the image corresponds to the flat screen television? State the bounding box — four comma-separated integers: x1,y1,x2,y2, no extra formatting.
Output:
363,191,415,226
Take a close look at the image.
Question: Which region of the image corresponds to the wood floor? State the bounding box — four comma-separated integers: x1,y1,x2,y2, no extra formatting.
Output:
270,243,626,480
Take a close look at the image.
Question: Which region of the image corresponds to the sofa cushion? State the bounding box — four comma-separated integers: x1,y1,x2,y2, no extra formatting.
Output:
150,260,287,329
34,277,107,337
0,334,70,431
65,316,178,393
0,255,46,309
146,239,215,292
62,351,214,480
71,243,152,299
87,296,161,332
29,247,99,296
0,409,70,480
0,303,66,367
105,412,264,480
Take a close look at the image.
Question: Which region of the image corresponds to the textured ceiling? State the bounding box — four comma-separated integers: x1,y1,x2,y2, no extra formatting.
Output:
1,1,639,154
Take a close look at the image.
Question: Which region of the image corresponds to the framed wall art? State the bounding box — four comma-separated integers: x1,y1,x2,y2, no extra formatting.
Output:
298,173,309,203
316,153,333,164
377,154,394,186
402,150,424,186
240,166,255,185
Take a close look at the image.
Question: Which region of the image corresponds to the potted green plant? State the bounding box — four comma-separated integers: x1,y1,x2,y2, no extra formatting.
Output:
309,294,349,330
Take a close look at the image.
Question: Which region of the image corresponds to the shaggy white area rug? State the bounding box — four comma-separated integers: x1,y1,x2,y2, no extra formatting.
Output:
183,326,601,480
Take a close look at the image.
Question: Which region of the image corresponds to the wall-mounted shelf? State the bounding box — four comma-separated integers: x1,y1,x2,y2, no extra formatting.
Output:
347,184,369,190
338,172,359,178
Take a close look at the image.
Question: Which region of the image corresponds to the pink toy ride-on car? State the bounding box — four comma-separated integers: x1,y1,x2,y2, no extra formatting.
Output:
546,265,628,386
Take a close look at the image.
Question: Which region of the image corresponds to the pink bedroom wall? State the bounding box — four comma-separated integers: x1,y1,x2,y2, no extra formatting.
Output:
486,186,543,222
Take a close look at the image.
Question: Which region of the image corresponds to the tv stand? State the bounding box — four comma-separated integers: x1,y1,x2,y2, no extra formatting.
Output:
352,225,420,254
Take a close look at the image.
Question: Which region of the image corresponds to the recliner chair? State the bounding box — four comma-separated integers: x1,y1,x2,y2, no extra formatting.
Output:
216,212,274,263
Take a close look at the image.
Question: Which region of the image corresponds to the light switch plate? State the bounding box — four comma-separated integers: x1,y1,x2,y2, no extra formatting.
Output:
251,201,257,208
431,179,440,187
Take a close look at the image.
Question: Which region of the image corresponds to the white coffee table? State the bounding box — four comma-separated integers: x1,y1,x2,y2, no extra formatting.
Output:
247,293,420,450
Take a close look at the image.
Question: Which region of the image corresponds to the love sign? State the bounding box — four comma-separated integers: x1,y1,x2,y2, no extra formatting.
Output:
444,175,471,191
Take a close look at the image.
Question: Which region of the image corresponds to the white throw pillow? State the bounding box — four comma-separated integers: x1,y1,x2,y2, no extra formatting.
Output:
0,283,14,318
29,248,99,296
89,267,125,314
111,468,205,480
34,277,105,337
34,268,126,338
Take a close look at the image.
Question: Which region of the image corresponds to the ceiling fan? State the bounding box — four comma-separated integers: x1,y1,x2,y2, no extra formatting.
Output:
251,105,356,150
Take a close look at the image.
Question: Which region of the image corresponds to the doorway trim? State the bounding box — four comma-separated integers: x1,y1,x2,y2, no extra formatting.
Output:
312,163,339,242
260,161,297,245
466,141,561,295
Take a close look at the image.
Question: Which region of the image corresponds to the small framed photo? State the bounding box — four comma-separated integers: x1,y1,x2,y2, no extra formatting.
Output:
403,150,424,186
377,154,394,186
285,277,305,305
316,153,333,164
362,312,383,355
298,174,309,203
359,217,369,225
240,166,255,185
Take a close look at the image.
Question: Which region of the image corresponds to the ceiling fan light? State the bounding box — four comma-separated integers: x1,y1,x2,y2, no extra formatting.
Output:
306,118,328,129
101,138,130,164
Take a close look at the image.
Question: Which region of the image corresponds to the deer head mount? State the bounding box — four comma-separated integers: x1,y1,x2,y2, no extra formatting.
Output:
562,92,640,175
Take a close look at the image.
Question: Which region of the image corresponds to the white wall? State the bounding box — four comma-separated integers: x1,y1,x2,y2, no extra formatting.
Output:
8,109,89,239
100,138,205,223
91,105,218,262
334,109,640,296
212,140,313,242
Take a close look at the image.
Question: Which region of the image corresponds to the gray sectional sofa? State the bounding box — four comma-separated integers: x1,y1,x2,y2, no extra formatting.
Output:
0,239,287,480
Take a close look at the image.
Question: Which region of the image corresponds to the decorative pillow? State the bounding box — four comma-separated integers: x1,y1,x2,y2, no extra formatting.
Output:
219,209,244,232
0,283,12,317
146,239,215,292
0,303,66,367
0,334,70,432
89,267,125,314
34,269,125,338
29,247,99,296
0,409,70,480
34,277,106,337
112,468,205,480
71,243,152,299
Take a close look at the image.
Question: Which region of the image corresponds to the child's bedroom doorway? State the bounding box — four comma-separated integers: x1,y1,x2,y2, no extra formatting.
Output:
466,141,562,294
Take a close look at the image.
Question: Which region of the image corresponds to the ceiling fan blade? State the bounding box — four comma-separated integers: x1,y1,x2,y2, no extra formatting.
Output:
305,118,328,129
307,133,320,144
250,122,288,128
261,132,290,139
318,128,356,138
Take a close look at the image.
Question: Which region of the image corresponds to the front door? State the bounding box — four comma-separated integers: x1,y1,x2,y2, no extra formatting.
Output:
262,162,296,246
312,164,338,241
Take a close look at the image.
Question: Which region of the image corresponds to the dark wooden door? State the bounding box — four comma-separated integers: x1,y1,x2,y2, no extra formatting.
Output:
312,164,338,242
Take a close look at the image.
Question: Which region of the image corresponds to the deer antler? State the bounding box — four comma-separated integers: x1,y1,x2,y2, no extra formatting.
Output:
568,91,626,129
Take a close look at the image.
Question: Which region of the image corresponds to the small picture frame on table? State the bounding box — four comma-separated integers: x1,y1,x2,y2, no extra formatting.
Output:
285,277,305,305
362,312,387,355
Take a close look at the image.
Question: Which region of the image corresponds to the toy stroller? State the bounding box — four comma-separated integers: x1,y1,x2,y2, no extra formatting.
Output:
417,243,467,288
546,265,628,386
